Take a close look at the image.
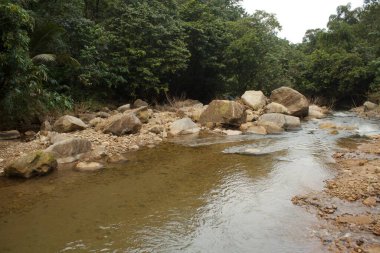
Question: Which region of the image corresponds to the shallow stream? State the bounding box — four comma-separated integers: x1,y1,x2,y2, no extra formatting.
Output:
0,112,379,253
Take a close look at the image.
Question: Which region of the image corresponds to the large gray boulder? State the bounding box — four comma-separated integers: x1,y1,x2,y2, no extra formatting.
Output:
270,87,309,117
100,113,142,135
170,118,200,136
258,113,301,130
45,138,92,163
241,90,267,110
0,130,21,140
4,151,57,178
199,100,246,126
53,115,88,133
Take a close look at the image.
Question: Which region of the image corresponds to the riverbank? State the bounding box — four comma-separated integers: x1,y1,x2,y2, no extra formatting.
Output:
293,131,380,252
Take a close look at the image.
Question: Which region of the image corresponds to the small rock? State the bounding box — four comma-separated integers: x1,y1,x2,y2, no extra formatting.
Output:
0,130,21,140
133,99,149,108
53,115,88,133
364,101,377,111
170,118,200,136
96,112,111,118
222,130,242,136
117,104,131,113
363,197,377,207
75,162,104,172
41,121,52,131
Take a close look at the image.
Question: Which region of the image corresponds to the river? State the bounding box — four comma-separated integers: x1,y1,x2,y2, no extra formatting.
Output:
0,112,379,252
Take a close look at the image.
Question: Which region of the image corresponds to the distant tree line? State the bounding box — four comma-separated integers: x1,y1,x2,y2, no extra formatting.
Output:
0,0,379,128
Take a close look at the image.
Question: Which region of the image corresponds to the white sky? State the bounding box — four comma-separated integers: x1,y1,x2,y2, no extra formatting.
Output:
241,0,364,43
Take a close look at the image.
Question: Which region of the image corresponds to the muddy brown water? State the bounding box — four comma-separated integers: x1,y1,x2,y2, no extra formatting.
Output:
0,112,379,253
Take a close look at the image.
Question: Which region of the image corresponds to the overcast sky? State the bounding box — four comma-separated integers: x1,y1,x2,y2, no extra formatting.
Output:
241,0,364,43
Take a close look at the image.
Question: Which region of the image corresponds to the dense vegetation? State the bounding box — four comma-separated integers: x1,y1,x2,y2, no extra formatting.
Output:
0,0,379,129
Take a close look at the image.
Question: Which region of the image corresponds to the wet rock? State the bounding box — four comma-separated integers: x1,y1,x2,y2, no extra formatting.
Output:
308,105,327,119
117,104,131,113
53,115,88,133
265,102,290,114
75,162,104,172
330,130,339,135
96,112,111,118
199,100,246,126
241,90,267,110
258,113,301,130
364,101,377,111
45,138,92,163
107,154,129,164
0,130,21,140
100,113,142,136
222,130,242,136
170,118,200,136
319,122,337,129
363,197,377,207
270,86,309,117
4,151,57,178
256,121,284,134
336,215,372,225
133,99,149,108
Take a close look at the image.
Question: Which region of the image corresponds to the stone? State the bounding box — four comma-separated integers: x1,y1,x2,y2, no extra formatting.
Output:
364,101,378,111
95,112,111,118
177,104,205,122
170,118,200,136
245,109,256,122
319,122,337,129
4,151,57,178
265,102,290,114
78,113,96,123
40,121,52,131
0,130,21,140
130,106,152,123
117,104,131,113
256,121,284,134
89,117,104,127
240,122,255,131
363,196,377,207
45,138,92,163
174,99,202,108
199,100,246,126
133,99,149,108
222,130,242,136
246,125,267,135
53,115,88,133
107,154,129,164
270,86,309,117
100,113,142,136
149,125,164,134
241,90,267,110
24,130,36,141
258,113,301,130
308,105,326,119
75,162,105,172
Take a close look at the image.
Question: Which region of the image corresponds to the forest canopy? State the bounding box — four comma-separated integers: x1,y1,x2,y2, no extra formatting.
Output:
0,0,379,128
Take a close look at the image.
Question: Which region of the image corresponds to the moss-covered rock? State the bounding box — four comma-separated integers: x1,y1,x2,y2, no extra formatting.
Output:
4,151,57,179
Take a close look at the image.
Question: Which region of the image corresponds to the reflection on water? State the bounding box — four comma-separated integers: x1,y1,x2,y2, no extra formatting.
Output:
0,113,379,253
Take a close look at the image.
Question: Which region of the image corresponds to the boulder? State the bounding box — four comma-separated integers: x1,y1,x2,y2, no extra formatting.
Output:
258,113,301,130
133,99,149,108
265,102,290,114
241,90,267,110
78,113,96,123
4,151,57,178
117,104,131,113
270,87,309,117
364,101,377,111
170,118,200,136
246,125,267,135
0,130,21,140
75,162,104,172
199,100,246,126
53,115,88,133
100,113,142,136
45,138,92,163
308,105,326,119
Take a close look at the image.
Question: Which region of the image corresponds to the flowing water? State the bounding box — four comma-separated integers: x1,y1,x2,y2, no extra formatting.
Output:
0,112,379,253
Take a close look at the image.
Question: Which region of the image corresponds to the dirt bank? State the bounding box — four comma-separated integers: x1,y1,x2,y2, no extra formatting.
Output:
293,135,380,252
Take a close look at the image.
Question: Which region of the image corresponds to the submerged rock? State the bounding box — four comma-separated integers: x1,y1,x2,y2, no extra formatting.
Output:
241,90,267,110
75,162,105,172
199,100,246,126
270,87,309,117
4,151,57,178
0,130,21,140
53,115,88,133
